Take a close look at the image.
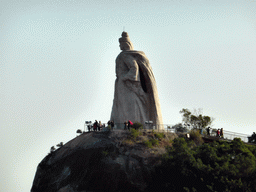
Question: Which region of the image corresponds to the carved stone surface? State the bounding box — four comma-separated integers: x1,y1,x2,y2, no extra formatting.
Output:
110,32,163,128
31,130,170,192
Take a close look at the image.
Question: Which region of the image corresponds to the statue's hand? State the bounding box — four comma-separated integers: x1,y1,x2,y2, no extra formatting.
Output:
125,80,141,92
122,73,137,82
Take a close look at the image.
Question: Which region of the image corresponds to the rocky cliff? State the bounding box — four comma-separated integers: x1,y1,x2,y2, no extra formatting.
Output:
31,129,173,192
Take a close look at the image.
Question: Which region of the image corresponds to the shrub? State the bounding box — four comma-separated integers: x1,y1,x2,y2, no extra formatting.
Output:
102,150,109,156
76,129,82,134
132,122,143,130
130,128,142,140
144,138,159,148
56,142,63,148
151,139,159,146
159,138,173,148
155,133,165,140
148,137,256,192
122,139,135,146
189,129,204,145
145,140,153,148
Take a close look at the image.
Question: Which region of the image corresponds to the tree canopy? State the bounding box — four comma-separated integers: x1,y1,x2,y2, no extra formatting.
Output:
179,108,214,129
148,138,256,192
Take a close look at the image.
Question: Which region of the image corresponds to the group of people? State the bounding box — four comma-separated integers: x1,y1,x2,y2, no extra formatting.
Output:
216,128,224,138
206,127,224,138
87,120,104,132
107,120,115,130
123,120,133,131
87,120,118,132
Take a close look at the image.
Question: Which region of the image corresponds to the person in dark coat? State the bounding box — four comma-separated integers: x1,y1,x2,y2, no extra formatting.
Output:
87,125,91,132
110,121,114,130
128,120,131,131
207,127,210,136
93,120,98,131
217,129,220,137
220,128,224,138
124,121,128,130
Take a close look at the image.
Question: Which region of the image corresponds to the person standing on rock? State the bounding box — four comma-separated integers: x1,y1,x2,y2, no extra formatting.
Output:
217,129,220,137
124,121,128,130
220,128,224,138
128,120,131,131
110,121,114,130
98,121,102,131
87,124,91,132
93,120,98,131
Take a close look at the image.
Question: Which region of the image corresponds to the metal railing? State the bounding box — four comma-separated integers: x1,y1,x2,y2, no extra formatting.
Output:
205,129,250,142
84,122,252,143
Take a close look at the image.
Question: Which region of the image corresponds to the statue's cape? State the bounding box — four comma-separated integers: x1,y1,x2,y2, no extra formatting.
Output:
122,50,162,125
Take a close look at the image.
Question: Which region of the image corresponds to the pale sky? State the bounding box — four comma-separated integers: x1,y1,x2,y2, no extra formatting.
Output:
1,0,256,191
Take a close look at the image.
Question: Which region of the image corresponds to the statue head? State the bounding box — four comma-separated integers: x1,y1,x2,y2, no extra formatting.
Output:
119,32,134,51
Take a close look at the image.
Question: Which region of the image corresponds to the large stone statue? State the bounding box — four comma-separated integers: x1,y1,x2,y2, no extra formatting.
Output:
110,32,163,129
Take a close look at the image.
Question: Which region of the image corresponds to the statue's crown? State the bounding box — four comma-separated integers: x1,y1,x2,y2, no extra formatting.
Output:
119,31,131,43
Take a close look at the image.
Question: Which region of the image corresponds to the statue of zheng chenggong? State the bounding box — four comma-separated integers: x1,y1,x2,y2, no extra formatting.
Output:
110,32,163,129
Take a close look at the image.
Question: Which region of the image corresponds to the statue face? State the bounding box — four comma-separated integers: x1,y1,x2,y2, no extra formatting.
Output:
119,42,130,51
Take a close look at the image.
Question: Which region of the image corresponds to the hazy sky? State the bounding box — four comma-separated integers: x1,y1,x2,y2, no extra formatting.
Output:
1,0,256,191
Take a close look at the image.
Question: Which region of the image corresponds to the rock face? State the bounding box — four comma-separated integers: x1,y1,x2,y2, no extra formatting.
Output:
110,32,163,129
31,130,164,192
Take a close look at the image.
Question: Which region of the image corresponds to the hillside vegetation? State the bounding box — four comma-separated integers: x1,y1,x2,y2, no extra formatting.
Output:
121,126,256,191
147,136,256,192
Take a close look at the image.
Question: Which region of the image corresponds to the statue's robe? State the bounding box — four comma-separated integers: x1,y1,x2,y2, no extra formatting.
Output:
110,50,163,129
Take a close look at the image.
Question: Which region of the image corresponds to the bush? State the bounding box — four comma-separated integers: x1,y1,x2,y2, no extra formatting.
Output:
122,139,135,146
145,140,153,148
131,122,143,130
189,129,204,145
144,138,159,148
151,139,159,146
148,137,256,192
102,150,109,156
155,133,165,140
130,128,142,140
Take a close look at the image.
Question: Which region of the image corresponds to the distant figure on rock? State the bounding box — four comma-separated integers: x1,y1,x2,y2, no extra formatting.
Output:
217,129,220,137
110,32,163,129
209,127,212,136
110,121,114,130
87,124,91,132
124,121,128,130
93,120,98,131
220,128,224,138
98,121,102,131
207,127,210,136
128,120,132,131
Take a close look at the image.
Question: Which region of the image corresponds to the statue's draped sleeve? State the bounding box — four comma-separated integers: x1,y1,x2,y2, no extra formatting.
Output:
122,54,140,82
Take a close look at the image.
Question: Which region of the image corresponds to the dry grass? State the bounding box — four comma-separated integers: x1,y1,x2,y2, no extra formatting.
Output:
112,130,178,150
152,146,167,155
122,139,135,146
158,138,173,148
136,135,149,143
164,133,178,140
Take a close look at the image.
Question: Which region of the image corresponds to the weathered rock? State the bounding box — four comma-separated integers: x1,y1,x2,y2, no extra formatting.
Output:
31,130,165,192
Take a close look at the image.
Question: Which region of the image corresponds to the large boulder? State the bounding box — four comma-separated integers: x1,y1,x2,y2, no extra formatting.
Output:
31,130,165,192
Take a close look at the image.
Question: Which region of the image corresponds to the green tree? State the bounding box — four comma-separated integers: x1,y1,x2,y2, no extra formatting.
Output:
172,123,188,133
148,138,256,192
179,108,213,129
